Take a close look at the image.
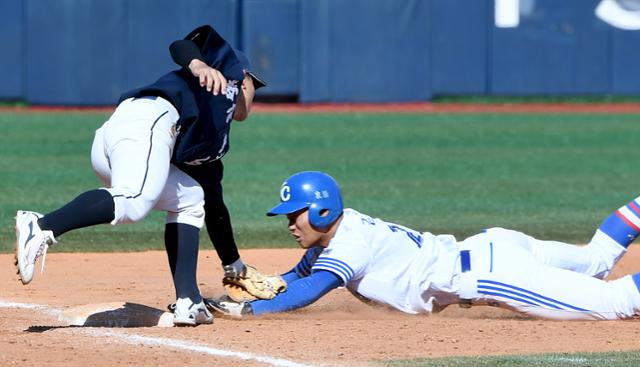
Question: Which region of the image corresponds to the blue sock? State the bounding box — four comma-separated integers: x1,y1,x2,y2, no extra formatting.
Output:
597,199,640,248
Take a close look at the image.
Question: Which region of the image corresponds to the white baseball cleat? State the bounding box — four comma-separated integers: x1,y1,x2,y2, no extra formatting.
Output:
172,297,213,326
14,210,57,285
203,296,252,319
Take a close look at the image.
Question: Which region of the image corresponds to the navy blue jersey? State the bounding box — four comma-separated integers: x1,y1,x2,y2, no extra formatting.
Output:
120,25,245,165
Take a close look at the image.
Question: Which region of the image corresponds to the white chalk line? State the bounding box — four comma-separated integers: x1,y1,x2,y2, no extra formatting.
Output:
0,299,320,367
0,300,60,317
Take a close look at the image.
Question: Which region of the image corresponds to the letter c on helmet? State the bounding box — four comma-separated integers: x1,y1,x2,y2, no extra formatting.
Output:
280,185,291,201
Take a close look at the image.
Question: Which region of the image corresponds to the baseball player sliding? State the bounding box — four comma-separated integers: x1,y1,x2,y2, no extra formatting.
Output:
208,171,640,321
14,25,285,326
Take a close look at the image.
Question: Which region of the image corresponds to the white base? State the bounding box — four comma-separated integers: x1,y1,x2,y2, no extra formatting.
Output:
58,302,174,328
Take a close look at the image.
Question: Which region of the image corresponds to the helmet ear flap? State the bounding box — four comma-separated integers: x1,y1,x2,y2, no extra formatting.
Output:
308,203,337,229
308,203,324,229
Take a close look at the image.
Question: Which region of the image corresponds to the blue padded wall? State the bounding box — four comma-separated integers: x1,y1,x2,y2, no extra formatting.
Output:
431,0,489,95
491,0,611,95
242,0,299,96
611,29,640,95
300,0,331,102
0,2,24,99
25,0,128,105
300,0,432,102
124,0,239,93
25,0,238,105
4,0,640,105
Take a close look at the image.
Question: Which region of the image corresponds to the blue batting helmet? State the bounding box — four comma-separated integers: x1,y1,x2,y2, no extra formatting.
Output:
267,171,344,228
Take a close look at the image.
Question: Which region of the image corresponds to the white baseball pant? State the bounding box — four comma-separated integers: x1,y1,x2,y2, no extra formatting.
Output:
458,227,640,320
90,96,205,228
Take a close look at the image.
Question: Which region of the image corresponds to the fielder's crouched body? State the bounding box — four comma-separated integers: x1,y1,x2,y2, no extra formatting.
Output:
207,171,640,321
14,25,283,327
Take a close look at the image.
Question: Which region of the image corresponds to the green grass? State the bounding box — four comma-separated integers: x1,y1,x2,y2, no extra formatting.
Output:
433,95,640,104
380,350,640,366
1,111,639,252
0,100,28,107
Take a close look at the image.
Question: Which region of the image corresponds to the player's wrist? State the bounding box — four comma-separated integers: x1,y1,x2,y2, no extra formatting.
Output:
188,58,207,71
223,259,245,278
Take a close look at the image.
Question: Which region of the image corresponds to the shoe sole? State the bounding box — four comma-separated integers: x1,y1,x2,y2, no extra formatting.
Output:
173,319,197,327
13,225,20,282
173,305,214,326
203,299,226,314
14,211,30,285
173,317,213,327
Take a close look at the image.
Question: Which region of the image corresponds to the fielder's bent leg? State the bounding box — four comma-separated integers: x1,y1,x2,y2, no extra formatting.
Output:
165,223,201,301
97,97,179,225
153,166,210,325
179,160,243,269
37,189,116,238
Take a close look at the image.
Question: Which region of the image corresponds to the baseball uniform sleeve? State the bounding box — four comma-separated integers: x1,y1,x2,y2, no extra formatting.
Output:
280,269,301,284
311,237,370,286
250,270,341,315
169,39,204,68
293,247,324,277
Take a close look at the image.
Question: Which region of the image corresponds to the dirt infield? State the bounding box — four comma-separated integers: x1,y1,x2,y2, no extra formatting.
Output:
2,247,640,366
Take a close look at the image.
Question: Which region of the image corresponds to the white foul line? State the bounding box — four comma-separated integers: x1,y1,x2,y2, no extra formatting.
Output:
0,300,60,317
0,299,319,367
81,328,316,367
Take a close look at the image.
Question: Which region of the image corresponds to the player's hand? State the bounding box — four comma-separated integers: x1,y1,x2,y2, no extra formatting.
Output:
203,296,252,319
188,59,228,96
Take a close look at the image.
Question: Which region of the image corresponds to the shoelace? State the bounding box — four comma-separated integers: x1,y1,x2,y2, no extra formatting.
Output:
37,234,56,274
38,240,49,274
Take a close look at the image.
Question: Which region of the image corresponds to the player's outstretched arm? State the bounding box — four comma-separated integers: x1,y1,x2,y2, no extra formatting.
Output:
206,270,341,318
169,39,227,95
249,270,341,315
260,250,322,297
280,269,302,284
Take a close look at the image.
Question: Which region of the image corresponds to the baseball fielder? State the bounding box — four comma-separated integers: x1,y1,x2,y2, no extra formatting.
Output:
208,171,640,321
14,25,281,326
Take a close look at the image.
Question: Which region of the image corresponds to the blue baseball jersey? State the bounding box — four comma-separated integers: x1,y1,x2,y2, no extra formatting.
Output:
119,25,245,165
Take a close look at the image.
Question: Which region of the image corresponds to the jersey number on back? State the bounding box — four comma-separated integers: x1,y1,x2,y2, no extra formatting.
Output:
360,216,423,248
387,224,423,248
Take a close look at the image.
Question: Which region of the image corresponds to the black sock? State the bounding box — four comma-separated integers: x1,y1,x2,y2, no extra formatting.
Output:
164,223,201,301
178,160,240,266
37,189,115,238
205,201,240,265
